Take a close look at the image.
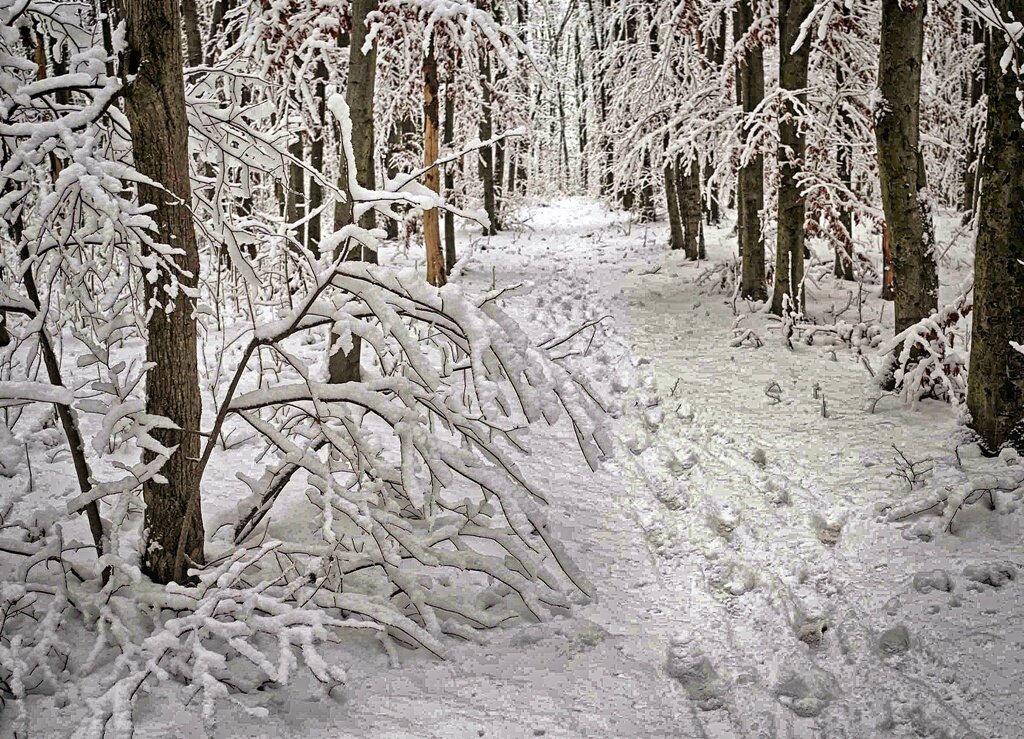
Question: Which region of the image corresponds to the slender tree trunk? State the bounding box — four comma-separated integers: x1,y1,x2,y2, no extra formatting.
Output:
423,44,446,286
967,3,1024,453
875,0,937,334
664,161,684,251
307,60,328,258
771,0,813,315
287,131,306,252
834,7,855,282
961,18,985,219
679,156,703,260
125,0,205,585
880,226,895,299
180,0,203,67
444,83,457,271
328,2,374,384
738,0,766,300
479,51,499,235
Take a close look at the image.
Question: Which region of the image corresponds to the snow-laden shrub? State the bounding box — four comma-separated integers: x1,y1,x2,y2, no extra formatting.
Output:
877,291,973,406
0,3,608,733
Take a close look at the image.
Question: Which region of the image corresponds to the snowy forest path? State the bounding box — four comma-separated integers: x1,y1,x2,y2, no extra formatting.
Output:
201,199,1020,738
443,198,1013,738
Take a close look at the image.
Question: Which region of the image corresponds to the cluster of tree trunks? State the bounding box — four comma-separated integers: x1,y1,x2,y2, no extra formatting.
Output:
664,157,704,259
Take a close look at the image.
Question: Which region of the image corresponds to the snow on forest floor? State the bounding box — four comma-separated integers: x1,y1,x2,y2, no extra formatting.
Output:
7,197,1024,738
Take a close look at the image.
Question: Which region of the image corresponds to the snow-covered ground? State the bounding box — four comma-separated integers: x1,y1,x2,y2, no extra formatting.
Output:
5,198,1022,738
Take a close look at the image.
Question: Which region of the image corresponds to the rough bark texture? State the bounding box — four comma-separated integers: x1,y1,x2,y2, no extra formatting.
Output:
961,19,984,218
307,60,328,258
423,46,446,287
967,6,1024,453
664,163,684,251
180,0,203,67
678,157,704,260
478,51,499,235
349,0,378,236
771,0,813,315
125,0,205,584
875,0,937,334
834,2,855,282
444,83,457,271
737,0,766,300
286,130,306,252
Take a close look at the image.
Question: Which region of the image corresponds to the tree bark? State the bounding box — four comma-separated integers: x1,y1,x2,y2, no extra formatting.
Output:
180,0,203,67
423,44,446,286
834,3,855,282
664,161,684,251
307,60,328,258
771,0,813,315
349,0,378,236
737,0,766,300
961,18,985,219
875,0,938,334
967,4,1024,453
444,83,457,271
125,0,205,584
478,51,499,235
678,156,704,260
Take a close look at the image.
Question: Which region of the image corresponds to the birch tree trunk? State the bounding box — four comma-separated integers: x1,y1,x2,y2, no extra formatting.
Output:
125,0,205,584
967,4,1024,452
875,0,938,334
444,83,457,270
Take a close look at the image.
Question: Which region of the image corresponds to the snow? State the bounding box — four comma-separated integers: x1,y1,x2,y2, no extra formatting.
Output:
3,198,1023,738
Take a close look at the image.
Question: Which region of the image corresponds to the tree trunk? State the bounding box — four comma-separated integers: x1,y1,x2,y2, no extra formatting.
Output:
737,0,766,300
664,162,684,251
967,3,1024,453
423,45,446,286
287,131,306,253
180,0,203,67
349,0,378,236
880,226,895,300
834,5,855,282
771,0,813,315
444,83,457,271
125,0,205,585
875,0,937,334
478,51,499,235
678,156,703,260
961,18,985,219
307,60,328,258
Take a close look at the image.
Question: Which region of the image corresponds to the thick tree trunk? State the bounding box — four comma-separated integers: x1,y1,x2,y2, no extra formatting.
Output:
478,51,499,235
423,45,446,286
664,162,684,251
967,5,1024,453
125,0,205,584
444,83,457,271
875,0,937,334
737,0,766,300
287,131,306,252
771,0,813,315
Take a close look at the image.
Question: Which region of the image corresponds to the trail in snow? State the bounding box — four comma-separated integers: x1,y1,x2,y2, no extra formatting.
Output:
12,198,1022,739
